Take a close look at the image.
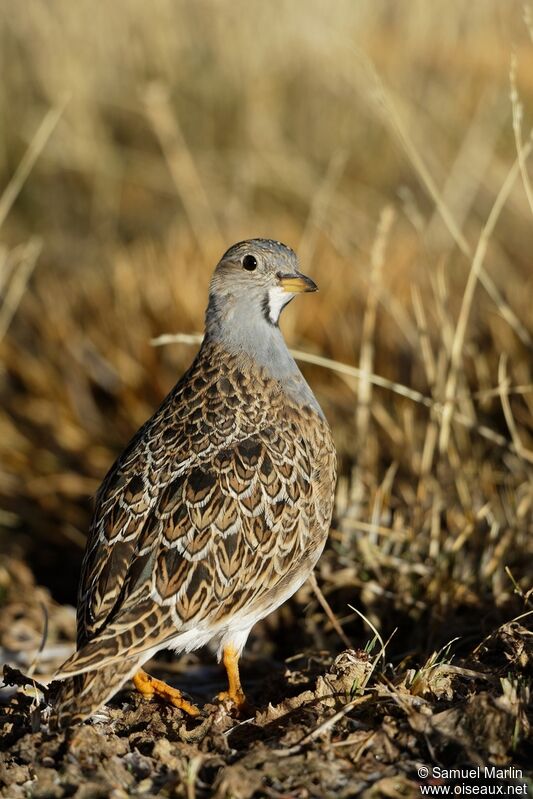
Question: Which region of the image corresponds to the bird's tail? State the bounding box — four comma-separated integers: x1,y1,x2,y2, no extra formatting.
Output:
48,657,141,730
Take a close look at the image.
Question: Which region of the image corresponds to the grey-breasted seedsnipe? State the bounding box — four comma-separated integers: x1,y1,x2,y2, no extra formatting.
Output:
50,239,337,728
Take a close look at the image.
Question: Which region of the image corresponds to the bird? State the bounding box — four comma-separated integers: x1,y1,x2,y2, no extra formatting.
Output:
49,238,337,729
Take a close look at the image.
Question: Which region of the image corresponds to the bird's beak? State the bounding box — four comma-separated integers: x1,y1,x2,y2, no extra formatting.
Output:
278,272,318,293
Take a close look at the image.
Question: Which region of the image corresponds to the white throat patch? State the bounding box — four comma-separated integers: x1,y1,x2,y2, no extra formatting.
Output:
267,286,292,324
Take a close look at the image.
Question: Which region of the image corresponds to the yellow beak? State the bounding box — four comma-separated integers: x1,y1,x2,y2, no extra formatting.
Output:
279,273,318,293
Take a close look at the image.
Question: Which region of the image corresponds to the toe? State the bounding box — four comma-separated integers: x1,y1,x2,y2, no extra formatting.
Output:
134,672,199,716
153,682,200,716
216,689,248,711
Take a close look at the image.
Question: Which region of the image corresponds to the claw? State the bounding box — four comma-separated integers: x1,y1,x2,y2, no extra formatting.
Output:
216,687,247,709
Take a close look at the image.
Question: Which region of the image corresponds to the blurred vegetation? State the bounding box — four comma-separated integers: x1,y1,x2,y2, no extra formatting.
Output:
0,0,532,672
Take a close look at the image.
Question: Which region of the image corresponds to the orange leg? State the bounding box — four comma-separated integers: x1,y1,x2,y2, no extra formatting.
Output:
217,645,247,709
133,669,199,717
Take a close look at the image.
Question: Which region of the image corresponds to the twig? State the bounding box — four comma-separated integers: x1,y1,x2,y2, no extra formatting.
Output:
0,238,42,343
338,518,408,540
497,354,533,464
525,3,533,42
472,609,533,658
298,149,348,267
151,332,515,451
275,622,395,756
438,145,532,453
0,98,68,231
26,602,50,678
365,66,532,349
144,83,223,263
309,572,352,650
505,566,533,608
273,693,374,756
472,383,533,401
510,53,533,219
356,206,395,449
186,755,204,799
152,332,436,408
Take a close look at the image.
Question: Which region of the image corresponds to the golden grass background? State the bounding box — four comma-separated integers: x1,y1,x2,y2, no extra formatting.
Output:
0,0,532,674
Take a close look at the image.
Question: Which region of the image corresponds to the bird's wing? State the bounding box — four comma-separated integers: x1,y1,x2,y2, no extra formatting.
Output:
57,387,333,679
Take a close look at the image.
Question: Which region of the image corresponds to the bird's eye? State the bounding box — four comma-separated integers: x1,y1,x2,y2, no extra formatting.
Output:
242,254,257,271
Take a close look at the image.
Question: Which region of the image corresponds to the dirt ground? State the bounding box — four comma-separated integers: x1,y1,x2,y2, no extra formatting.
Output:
1,3,533,797
1,559,532,799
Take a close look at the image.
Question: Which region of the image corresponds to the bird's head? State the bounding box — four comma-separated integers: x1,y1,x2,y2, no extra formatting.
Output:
207,239,317,329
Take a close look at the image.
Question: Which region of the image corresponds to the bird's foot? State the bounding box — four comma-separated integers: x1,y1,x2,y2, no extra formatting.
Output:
216,645,252,714
216,687,252,715
133,669,200,716
216,687,245,706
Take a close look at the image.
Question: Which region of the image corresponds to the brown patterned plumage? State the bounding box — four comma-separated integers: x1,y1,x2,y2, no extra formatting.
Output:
49,239,336,729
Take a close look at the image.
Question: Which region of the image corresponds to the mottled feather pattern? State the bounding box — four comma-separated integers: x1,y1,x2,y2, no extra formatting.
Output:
49,239,337,728
56,338,335,679
51,659,138,730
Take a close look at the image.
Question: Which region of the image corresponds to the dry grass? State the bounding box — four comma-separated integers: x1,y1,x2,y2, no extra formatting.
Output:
0,1,532,796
